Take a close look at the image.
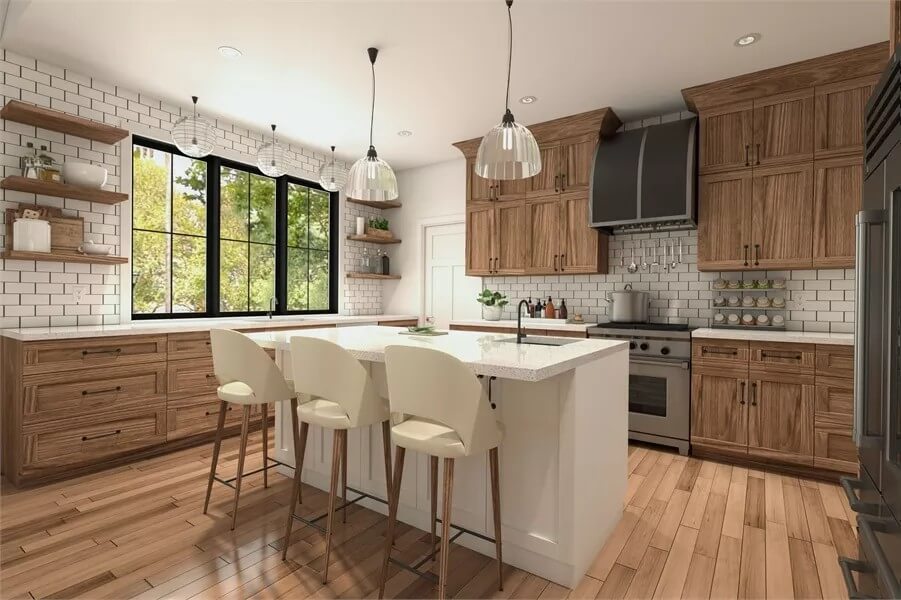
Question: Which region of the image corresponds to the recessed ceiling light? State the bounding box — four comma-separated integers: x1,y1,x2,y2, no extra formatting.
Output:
519,95,537,104
734,33,761,47
218,45,243,59
397,130,413,137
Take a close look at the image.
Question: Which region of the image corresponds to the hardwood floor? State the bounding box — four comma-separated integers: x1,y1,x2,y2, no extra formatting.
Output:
0,435,857,599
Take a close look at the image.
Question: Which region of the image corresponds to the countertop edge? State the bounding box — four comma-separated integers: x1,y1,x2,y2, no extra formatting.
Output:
449,319,592,333
691,328,854,346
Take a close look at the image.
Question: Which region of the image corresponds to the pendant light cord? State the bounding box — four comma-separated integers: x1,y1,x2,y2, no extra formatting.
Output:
505,0,513,112
369,60,376,148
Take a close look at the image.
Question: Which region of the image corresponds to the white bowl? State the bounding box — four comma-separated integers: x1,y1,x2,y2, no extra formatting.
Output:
63,162,108,189
82,241,112,255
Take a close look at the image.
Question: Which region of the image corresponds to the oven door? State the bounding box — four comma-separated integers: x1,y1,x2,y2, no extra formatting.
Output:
628,356,690,442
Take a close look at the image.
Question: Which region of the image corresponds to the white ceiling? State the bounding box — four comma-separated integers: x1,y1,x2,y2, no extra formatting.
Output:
0,0,888,170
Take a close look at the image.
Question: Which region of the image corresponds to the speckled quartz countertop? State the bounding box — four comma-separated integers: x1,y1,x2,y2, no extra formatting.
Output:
692,328,854,346
449,318,593,333
248,325,628,382
0,314,417,341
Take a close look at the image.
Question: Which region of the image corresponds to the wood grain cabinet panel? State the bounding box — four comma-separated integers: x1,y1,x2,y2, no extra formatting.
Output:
813,376,856,473
167,357,218,400
691,339,750,370
559,191,607,274
697,171,753,270
698,102,754,174
527,145,561,198
813,156,863,268
527,197,561,273
166,396,244,441
22,335,167,376
752,89,815,167
498,176,527,201
815,345,855,379
749,341,815,379
748,376,815,466
815,75,878,158
466,205,495,275
751,163,814,269
467,158,496,203
495,201,527,273
167,332,212,361
691,368,749,452
561,137,596,192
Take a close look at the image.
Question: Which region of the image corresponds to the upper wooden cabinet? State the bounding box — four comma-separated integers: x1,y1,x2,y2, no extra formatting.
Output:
561,137,596,192
751,163,814,269
559,191,607,273
526,197,561,273
467,158,496,203
528,145,562,198
698,102,753,174
753,89,814,167
698,171,753,270
466,205,494,275
495,202,527,273
813,156,864,268
815,75,879,158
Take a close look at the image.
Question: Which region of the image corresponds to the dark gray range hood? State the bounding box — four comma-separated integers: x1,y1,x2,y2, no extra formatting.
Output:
589,117,697,233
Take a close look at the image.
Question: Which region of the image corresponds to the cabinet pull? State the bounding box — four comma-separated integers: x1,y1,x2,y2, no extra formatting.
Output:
744,145,750,166
702,347,738,356
82,385,122,396
739,381,746,405
553,254,558,271
205,407,234,417
554,175,559,193
743,244,749,267
561,173,567,191
754,244,760,266
750,382,758,406
755,144,761,165
560,253,565,271
206,373,216,379
82,348,122,356
761,351,802,361
493,257,499,272
82,429,121,441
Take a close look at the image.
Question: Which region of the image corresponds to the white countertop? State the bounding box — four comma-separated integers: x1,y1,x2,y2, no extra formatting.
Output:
248,325,627,382
692,328,854,346
449,318,593,333
0,314,417,341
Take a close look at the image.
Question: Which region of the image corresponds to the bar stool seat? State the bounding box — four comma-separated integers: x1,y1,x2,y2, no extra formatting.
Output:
391,417,503,458
217,378,295,404
297,398,353,429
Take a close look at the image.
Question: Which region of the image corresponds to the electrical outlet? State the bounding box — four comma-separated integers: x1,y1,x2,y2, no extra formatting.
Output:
72,285,89,304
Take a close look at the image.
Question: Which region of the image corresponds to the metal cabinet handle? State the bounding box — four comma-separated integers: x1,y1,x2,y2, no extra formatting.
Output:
839,477,879,515
560,253,565,271
205,407,234,416
750,381,758,406
754,244,760,266
858,515,901,599
761,351,802,361
82,429,121,441
745,145,750,166
755,143,761,165
743,244,749,267
82,348,122,356
561,173,567,191
206,373,216,379
702,347,738,356
494,257,499,272
553,254,558,271
739,380,746,405
554,175,559,193
82,386,121,396
839,557,873,599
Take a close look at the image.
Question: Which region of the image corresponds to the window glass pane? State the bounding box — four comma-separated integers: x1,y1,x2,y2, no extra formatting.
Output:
172,234,206,312
220,239,249,312
220,167,248,241
249,244,275,311
133,230,170,314
287,247,308,311
250,174,276,244
309,189,330,250
287,183,309,248
309,249,329,310
173,154,206,236
133,146,170,232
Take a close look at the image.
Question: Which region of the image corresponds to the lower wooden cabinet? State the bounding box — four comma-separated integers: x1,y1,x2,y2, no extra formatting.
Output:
166,394,245,441
814,376,856,473
747,375,815,466
690,367,749,453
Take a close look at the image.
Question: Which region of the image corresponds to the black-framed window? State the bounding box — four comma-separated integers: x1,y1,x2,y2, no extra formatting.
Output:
131,136,337,318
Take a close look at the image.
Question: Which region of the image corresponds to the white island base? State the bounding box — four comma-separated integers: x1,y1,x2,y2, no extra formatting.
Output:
252,327,628,588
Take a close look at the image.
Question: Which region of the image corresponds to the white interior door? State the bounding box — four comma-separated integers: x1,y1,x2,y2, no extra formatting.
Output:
423,222,481,328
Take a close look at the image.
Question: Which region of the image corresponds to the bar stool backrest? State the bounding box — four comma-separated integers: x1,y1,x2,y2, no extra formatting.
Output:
210,328,293,404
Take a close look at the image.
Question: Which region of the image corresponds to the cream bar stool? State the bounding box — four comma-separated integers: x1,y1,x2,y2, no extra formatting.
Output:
204,328,295,530
379,345,504,600
282,336,393,583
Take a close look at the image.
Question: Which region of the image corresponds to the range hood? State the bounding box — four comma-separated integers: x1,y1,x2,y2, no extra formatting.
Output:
589,117,697,233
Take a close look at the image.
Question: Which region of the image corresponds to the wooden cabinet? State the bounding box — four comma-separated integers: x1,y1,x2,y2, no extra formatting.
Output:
466,205,495,275
21,335,167,376
749,341,815,378
559,191,607,273
813,156,863,267
167,332,212,361
698,102,754,173
560,137,596,192
815,344,855,379
691,367,748,453
747,374,815,466
467,158,496,203
752,89,814,167
527,145,562,198
698,171,753,270
527,197,560,272
814,377,856,473
815,75,879,158
751,163,814,269
495,202,526,273
691,339,750,370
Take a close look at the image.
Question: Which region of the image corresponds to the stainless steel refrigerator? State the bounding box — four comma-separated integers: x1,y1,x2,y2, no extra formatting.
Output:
840,48,901,599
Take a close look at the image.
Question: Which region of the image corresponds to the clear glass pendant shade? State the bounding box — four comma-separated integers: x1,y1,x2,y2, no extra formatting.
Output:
346,147,398,201
171,96,215,158
475,115,541,180
257,124,288,177
318,146,348,192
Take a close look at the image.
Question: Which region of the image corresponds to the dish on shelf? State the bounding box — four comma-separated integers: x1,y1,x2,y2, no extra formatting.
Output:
713,279,727,289
741,280,756,289
772,314,785,326
772,278,786,289
713,296,726,307
80,240,112,255
772,297,786,308
742,296,755,307
757,297,771,308
727,313,740,325
62,162,108,189
727,279,741,289
742,313,755,325
727,295,740,307
714,313,725,324
757,314,770,325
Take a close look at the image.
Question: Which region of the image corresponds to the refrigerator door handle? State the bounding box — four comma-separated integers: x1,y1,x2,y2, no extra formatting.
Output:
839,557,875,600
839,476,880,515
858,514,901,600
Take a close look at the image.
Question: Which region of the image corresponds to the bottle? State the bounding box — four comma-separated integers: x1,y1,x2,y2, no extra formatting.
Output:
545,297,555,319
559,299,568,320
381,251,390,276
535,298,543,315
361,247,371,273
527,297,534,318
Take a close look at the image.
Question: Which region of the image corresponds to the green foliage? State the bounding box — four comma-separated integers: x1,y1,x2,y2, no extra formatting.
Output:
476,288,508,307
368,216,389,230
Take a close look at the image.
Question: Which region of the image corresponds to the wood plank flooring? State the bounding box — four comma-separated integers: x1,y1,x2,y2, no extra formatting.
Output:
0,436,858,599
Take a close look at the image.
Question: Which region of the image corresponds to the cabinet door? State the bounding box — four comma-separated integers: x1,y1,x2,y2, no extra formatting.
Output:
751,163,814,269
813,156,863,268
559,191,606,274
697,171,753,270
466,205,495,275
494,201,526,274
561,137,596,192
467,158,496,203
748,375,815,466
815,75,878,158
498,176,527,202
691,369,748,452
752,89,814,167
526,197,560,273
527,145,561,198
814,377,856,473
698,102,753,174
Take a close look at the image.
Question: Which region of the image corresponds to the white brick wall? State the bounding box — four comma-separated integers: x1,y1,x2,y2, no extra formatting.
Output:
342,202,390,315
0,49,376,328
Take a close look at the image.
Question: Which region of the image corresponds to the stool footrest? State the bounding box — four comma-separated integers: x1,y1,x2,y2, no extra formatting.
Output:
212,458,291,489
288,486,385,533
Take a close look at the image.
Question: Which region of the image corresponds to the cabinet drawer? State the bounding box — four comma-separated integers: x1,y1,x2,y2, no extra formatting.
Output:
814,422,857,474
21,406,166,473
167,332,212,361
815,377,854,417
749,342,815,377
23,335,167,376
815,344,854,380
691,340,749,369
166,395,245,441
167,357,218,400
23,363,167,425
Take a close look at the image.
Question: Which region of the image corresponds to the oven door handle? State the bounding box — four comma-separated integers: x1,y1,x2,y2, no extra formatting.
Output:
630,357,690,370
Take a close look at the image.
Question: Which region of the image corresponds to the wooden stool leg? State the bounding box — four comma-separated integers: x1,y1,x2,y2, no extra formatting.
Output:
261,403,269,489
297,422,309,504
378,446,406,599
231,405,252,530
381,420,393,504
203,400,229,514
323,430,344,583
342,428,348,524
438,458,455,600
489,447,503,591
430,455,438,562
282,399,302,560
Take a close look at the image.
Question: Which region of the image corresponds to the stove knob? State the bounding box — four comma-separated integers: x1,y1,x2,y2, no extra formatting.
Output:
629,342,636,350
661,346,671,355
639,342,649,351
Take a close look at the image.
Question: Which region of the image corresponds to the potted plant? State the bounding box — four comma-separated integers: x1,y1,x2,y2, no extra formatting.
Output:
477,288,508,321
366,216,393,239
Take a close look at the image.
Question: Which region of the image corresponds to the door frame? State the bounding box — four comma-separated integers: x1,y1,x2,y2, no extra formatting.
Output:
417,214,467,322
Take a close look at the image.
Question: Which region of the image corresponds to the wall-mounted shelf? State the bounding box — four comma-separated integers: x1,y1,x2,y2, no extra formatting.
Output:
346,234,401,244
1,176,128,205
346,198,402,209
2,250,128,265
346,272,400,280
1,100,129,144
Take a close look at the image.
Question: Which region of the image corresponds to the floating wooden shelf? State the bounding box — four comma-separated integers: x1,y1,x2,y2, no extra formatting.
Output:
1,176,128,205
2,250,128,265
346,234,401,244
346,198,402,209
1,100,129,144
345,272,400,280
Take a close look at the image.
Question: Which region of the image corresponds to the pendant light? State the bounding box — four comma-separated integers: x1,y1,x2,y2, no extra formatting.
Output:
171,96,215,158
475,0,541,180
257,124,288,177
346,47,398,202
318,145,348,192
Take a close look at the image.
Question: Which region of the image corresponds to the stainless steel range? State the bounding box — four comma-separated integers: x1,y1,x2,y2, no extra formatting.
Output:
588,322,692,455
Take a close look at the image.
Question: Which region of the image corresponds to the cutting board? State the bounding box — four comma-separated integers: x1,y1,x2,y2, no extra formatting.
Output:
49,216,84,251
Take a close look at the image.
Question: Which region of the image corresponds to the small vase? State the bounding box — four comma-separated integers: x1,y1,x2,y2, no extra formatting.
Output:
355,216,366,236
482,304,503,321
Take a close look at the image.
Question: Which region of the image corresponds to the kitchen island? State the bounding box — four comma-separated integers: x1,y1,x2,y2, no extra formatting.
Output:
247,325,629,587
